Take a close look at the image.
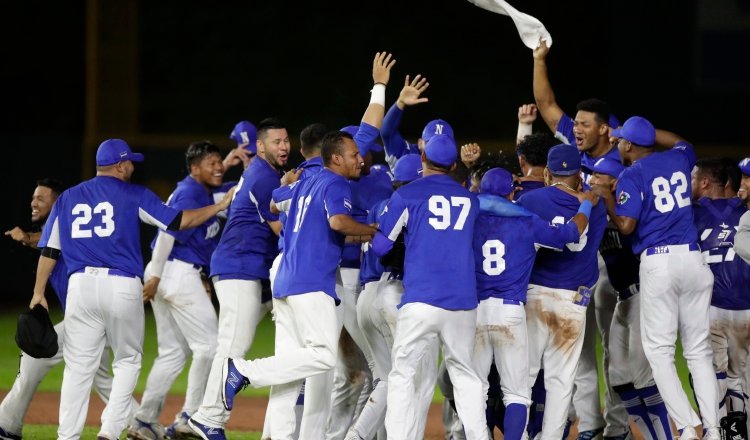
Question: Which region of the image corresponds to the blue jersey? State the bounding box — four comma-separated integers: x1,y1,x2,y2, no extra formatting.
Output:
693,197,750,310
360,198,389,285
341,168,393,268
556,113,622,187
513,180,545,201
155,176,222,270
599,224,640,298
353,122,381,158
518,187,607,290
210,157,281,280
272,156,325,252
374,174,479,310
381,104,421,168
40,175,179,278
274,169,353,300
473,194,580,302
615,143,698,254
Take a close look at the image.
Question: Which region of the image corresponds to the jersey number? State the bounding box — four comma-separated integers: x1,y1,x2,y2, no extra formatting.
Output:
428,196,471,230
481,239,506,276
293,195,312,232
652,172,690,213
71,202,115,238
551,216,588,252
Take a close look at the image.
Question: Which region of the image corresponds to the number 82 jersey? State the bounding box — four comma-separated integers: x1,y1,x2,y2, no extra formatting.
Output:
615,142,698,255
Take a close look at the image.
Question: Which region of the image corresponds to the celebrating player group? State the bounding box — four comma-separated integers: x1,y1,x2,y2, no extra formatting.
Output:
3,36,750,440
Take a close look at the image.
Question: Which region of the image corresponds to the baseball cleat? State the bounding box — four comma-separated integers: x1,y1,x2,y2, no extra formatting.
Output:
126,418,166,440
702,427,720,440
187,418,226,440
0,426,21,440
221,358,249,411
677,426,698,440
165,411,198,439
576,427,604,440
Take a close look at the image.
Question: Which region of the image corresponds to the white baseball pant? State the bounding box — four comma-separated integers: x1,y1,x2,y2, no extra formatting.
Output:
709,306,750,417
190,278,269,429
386,302,488,440
136,259,218,423
59,268,144,440
639,247,719,431
526,284,588,440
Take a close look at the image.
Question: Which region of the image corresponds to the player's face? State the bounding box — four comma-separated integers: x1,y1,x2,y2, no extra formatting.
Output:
573,111,606,152
30,185,57,224
690,166,703,201
739,174,750,203
616,139,632,166
589,172,615,192
339,138,364,180
193,152,224,188
259,129,290,169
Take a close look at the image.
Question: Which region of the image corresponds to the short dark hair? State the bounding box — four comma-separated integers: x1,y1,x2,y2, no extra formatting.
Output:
516,132,556,167
470,159,501,184
720,157,742,193
257,117,286,140
576,98,612,125
450,161,470,186
695,158,728,187
321,130,354,166
36,177,66,196
185,141,221,171
300,123,328,155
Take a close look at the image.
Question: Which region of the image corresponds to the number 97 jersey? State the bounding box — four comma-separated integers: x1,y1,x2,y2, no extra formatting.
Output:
615,142,698,255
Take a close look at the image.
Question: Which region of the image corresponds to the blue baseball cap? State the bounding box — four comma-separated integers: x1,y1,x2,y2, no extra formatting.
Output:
480,167,515,197
609,114,621,130
424,134,457,168
585,157,625,179
393,154,423,182
739,157,750,176
340,125,383,153
611,116,655,147
96,139,144,166
421,119,454,142
547,144,581,176
230,121,257,154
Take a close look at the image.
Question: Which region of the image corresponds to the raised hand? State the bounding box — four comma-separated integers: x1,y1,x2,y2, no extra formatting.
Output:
518,103,538,124
460,143,482,168
397,74,430,110
372,52,397,86
533,38,550,60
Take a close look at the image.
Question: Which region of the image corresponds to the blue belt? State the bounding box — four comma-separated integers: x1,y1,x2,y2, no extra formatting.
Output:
645,243,699,256
168,257,202,271
73,267,138,279
501,299,523,305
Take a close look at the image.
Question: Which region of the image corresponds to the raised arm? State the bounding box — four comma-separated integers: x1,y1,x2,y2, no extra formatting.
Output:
360,52,397,131
532,40,565,134
179,185,237,230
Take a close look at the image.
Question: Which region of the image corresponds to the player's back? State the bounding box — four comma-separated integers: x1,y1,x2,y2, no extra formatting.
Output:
694,197,750,310
617,148,697,254
518,186,607,290
395,174,479,310
51,176,162,277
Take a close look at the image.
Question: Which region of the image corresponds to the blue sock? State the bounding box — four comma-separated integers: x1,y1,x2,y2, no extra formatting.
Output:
562,417,573,440
639,384,673,440
504,403,528,440
613,383,659,440
527,370,546,438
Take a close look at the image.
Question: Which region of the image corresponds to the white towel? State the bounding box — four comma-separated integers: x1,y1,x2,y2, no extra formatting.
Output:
467,0,552,49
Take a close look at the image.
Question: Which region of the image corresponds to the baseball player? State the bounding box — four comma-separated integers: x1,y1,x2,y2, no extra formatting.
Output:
186,118,289,439
127,141,228,440
736,158,750,266
691,159,750,426
379,74,430,167
473,166,596,440
515,143,608,440
28,139,234,440
0,179,131,440
600,116,720,440
588,158,674,440
371,134,487,440
345,153,423,440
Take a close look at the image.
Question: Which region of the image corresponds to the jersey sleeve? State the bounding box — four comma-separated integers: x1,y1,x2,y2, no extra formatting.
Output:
250,174,281,223
39,202,61,250
614,170,643,220
376,191,408,242
138,188,181,231
323,178,353,218
672,141,697,170
531,214,579,250
354,122,380,157
555,113,575,145
381,103,409,160
735,210,750,264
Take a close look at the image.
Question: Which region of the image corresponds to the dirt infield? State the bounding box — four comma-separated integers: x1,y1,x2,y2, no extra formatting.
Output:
8,391,453,439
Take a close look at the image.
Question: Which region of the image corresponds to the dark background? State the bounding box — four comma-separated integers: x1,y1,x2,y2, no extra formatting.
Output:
3,0,749,307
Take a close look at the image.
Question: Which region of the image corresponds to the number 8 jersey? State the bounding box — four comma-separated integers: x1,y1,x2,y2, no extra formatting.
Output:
615,142,698,255
40,175,181,278
376,174,479,310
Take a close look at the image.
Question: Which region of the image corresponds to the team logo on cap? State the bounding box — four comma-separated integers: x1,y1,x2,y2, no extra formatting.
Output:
562,161,568,168
617,191,630,205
